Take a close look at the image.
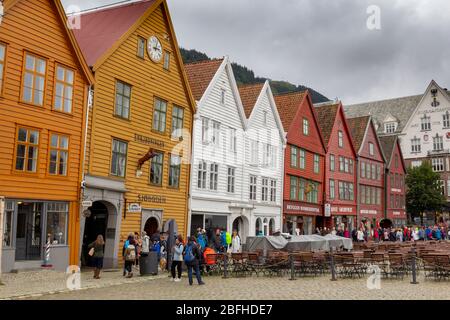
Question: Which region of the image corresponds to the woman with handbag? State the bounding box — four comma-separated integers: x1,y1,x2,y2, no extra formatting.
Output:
88,235,105,279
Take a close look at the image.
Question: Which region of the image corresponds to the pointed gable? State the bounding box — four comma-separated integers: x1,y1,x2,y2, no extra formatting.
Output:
378,135,397,166
185,59,224,101
73,0,157,67
274,91,307,132
347,116,371,153
238,83,265,118
315,103,339,147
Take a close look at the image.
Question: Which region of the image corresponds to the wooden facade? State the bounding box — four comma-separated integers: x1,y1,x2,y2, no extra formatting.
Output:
0,0,93,271
74,0,195,267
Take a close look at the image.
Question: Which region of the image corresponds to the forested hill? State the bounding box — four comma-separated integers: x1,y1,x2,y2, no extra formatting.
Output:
180,48,329,103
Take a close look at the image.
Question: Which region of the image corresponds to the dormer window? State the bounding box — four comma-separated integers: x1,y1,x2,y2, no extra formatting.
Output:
384,122,397,134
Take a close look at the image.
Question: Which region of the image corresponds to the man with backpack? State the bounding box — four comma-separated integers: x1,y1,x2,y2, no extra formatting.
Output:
124,238,137,278
183,236,205,286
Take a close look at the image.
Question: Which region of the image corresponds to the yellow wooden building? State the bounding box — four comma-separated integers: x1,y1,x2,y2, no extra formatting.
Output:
0,0,94,272
73,0,196,268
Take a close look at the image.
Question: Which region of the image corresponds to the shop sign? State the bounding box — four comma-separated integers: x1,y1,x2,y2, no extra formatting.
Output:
128,203,142,213
331,206,354,214
360,209,378,215
391,188,401,193
134,134,165,148
286,204,320,213
393,211,401,216
81,200,93,208
138,194,166,204
324,203,331,217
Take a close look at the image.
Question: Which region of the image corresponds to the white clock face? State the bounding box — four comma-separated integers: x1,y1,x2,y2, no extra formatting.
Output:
148,36,162,63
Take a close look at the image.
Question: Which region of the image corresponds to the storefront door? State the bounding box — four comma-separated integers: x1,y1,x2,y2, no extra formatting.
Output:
15,202,42,261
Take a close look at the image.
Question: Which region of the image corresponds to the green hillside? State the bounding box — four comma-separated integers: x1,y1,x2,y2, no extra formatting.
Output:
180,48,329,103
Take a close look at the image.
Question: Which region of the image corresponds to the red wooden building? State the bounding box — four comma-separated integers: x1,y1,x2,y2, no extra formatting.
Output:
379,136,407,227
347,116,386,231
274,91,326,235
316,102,358,232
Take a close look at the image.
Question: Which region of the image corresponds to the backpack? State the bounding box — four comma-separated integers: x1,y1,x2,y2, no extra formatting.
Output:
125,244,136,261
183,244,195,263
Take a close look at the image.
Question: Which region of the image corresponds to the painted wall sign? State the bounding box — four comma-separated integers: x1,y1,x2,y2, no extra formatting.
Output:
134,134,165,148
81,200,93,208
138,194,167,204
324,203,331,217
360,209,378,215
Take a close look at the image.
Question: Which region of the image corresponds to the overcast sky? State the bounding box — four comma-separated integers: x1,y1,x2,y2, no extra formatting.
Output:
62,0,450,104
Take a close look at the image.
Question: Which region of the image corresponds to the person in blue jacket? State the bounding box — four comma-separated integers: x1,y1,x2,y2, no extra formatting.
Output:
220,230,227,251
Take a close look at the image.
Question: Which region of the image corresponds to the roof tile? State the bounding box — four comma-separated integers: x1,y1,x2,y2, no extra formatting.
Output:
273,91,307,131
184,59,224,101
238,83,265,118
315,103,340,146
346,116,371,152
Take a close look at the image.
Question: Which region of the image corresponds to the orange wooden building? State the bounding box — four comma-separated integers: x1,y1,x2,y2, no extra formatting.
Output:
0,0,94,272
73,0,196,268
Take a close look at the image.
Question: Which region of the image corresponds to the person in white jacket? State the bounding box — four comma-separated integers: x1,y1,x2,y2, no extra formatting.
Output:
231,230,241,253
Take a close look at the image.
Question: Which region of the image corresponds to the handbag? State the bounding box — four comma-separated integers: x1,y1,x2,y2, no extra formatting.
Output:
88,247,95,257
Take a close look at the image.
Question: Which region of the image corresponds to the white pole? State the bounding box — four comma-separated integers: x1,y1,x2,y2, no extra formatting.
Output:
0,197,5,284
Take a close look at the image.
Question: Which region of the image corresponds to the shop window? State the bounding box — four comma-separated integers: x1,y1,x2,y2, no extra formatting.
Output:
153,97,167,133
255,218,262,236
54,65,74,113
49,133,69,176
3,201,14,247
168,155,181,188
15,127,39,172
110,139,127,177
46,202,68,245
150,152,164,185
171,106,184,139
21,52,47,106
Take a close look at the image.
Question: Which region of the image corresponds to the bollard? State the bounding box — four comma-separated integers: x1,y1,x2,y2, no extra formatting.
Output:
410,247,418,284
41,234,53,268
222,253,229,279
330,247,337,281
289,254,296,281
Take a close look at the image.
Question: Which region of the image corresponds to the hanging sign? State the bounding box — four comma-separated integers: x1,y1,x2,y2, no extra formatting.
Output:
128,203,142,213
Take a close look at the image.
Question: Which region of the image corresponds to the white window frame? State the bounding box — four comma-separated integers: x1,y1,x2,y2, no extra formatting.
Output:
433,134,444,152
261,178,269,202
369,142,374,156
338,130,343,148
249,175,257,200
197,161,207,189
411,137,421,153
209,163,219,190
329,179,335,200
270,179,277,203
443,112,450,129
227,167,235,193
432,158,445,172
384,122,397,134
421,115,431,131
201,117,210,144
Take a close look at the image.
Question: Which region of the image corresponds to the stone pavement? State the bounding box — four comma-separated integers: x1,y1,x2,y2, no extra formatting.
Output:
0,267,166,300
19,272,450,300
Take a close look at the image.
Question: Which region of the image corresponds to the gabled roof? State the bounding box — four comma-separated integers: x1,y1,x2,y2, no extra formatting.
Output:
273,91,307,132
347,116,371,153
315,103,340,146
4,0,94,84
378,135,406,170
73,0,157,68
185,59,224,101
344,95,421,135
238,82,265,118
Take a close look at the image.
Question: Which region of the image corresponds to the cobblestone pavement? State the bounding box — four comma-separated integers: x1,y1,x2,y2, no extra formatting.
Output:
0,267,165,300
21,271,450,300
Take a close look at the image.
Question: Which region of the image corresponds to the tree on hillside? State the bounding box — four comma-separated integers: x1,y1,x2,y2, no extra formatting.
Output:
406,163,446,224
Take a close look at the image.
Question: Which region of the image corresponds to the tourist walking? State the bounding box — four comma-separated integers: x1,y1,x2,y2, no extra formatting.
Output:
230,230,241,253
356,228,365,242
122,233,134,276
134,232,142,267
183,236,205,286
171,235,184,282
88,235,105,280
124,238,137,278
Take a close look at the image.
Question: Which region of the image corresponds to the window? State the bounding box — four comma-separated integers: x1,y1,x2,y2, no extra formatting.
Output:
421,115,431,131
349,183,354,201
209,163,219,190
338,130,343,148
329,179,335,200
250,140,259,164
163,51,170,70
221,89,226,105
299,179,306,201
307,182,319,204
438,180,445,195
197,161,207,189
376,165,381,180
54,65,74,113
433,134,444,152
411,137,421,153
366,162,371,179
339,156,344,172
150,152,164,185
432,158,444,172
299,149,306,169
303,118,309,136
443,112,450,128
369,142,374,156
49,133,69,176
330,154,335,171
411,160,422,168
137,37,146,58
338,182,354,201
250,176,257,200
261,178,269,202
447,180,450,197
314,154,320,173
0,44,5,94
114,81,131,119
349,159,354,174
202,117,210,143
371,164,376,180
227,167,235,193
22,52,47,106
229,129,237,153
212,121,221,146
384,122,397,134
360,186,366,204
46,202,68,245
291,146,298,168
290,176,298,200
270,179,277,202
15,127,39,172
3,201,14,247
110,139,127,177
361,162,366,178
338,181,344,200
171,106,184,138
153,98,167,133
169,155,181,188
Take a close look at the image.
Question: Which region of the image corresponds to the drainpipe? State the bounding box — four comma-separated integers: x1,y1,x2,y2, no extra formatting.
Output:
0,197,4,284
356,156,360,229
384,166,388,222
187,113,199,237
